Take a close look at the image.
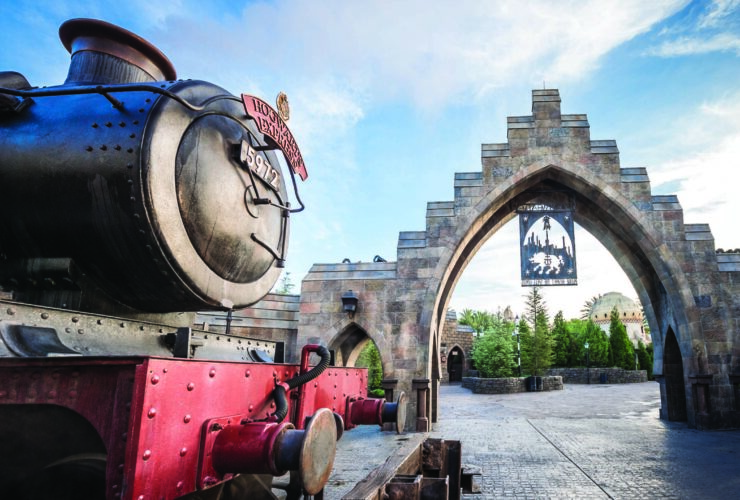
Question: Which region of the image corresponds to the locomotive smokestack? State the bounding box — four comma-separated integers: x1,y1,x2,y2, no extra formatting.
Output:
59,18,176,85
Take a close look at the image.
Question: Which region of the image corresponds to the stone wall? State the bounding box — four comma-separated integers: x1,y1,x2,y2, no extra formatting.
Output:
440,310,475,383
546,368,648,384
462,376,563,394
296,261,432,431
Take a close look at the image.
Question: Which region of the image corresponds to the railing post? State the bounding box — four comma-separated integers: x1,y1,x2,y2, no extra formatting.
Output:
381,379,399,431
412,378,430,432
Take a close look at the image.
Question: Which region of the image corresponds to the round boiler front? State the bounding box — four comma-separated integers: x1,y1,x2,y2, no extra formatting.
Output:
175,114,280,284
142,80,289,309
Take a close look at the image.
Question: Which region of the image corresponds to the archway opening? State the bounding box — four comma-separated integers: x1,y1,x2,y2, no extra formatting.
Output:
448,217,652,377
663,327,687,422
432,171,686,417
329,323,385,397
446,345,465,382
356,341,385,397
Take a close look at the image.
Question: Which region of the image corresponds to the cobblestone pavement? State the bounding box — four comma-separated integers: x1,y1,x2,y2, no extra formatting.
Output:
325,382,740,499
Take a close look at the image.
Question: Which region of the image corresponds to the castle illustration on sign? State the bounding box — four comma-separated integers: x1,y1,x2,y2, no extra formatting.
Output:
519,208,577,286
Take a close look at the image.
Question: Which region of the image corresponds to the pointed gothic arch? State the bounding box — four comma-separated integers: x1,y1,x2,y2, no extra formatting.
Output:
326,322,393,377
446,344,466,382
298,89,739,430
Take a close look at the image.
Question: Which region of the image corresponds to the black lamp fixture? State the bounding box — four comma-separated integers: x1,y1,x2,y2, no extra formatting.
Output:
341,290,359,318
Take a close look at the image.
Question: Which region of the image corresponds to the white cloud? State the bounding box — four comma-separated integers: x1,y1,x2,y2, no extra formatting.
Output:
650,93,740,248
698,0,740,28
648,0,740,57
288,81,366,160
648,33,740,56
153,0,685,114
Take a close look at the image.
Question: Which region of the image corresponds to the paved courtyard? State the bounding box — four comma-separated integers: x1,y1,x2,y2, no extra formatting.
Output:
326,382,740,499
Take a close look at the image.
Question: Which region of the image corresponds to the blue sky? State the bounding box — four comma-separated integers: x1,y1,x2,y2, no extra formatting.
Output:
4,0,739,319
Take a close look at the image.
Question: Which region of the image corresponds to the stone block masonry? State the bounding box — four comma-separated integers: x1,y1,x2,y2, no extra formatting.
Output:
462,376,563,393
546,367,648,384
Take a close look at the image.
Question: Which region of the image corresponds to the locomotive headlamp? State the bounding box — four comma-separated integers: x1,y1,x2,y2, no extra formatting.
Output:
341,290,359,318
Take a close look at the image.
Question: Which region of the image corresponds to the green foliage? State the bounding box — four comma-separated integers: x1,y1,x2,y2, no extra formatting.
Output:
369,388,386,398
565,318,587,336
522,287,553,376
470,317,516,378
459,308,495,336
355,341,383,394
608,307,635,370
582,319,609,367
274,271,295,294
636,340,653,379
552,311,583,367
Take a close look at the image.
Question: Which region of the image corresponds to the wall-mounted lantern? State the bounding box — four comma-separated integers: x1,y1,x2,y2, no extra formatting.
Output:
341,290,359,318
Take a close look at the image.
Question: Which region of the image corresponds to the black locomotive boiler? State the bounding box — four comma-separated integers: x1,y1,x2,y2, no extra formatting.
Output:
0,18,292,316
0,19,403,500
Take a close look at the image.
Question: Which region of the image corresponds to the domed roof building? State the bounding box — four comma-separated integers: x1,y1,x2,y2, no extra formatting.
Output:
589,291,650,346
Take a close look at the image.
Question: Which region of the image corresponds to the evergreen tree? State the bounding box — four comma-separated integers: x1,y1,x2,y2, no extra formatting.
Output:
562,318,589,367
636,340,653,379
565,318,587,337
551,311,571,367
522,287,553,375
608,307,635,369
582,319,609,367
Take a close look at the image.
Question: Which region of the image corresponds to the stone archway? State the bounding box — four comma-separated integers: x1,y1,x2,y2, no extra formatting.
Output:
329,322,371,367
298,89,740,430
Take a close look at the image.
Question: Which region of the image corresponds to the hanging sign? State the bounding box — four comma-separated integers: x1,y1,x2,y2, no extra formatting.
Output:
241,94,308,181
518,204,577,286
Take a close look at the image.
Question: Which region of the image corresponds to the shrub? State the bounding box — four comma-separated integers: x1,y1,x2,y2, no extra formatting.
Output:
471,327,516,378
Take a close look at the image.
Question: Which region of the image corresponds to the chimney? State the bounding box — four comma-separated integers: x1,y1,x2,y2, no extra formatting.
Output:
59,18,176,85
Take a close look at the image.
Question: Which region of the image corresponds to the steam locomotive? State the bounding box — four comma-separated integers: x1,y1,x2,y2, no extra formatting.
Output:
0,19,404,499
